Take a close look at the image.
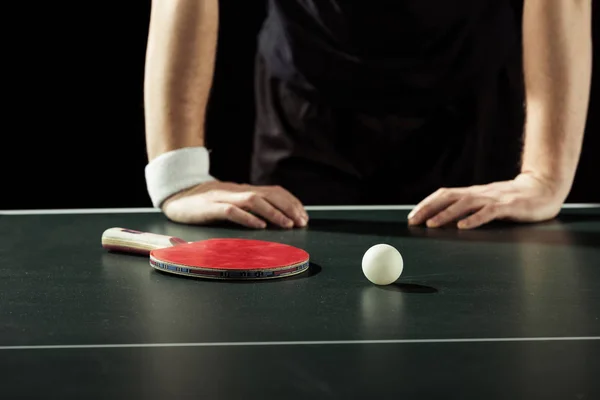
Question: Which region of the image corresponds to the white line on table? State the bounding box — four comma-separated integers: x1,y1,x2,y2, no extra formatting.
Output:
1,336,599,350
1,204,598,215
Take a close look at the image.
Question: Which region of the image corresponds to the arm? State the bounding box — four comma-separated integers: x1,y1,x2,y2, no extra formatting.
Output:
522,0,592,201
141,0,308,229
144,0,219,159
520,0,593,199
408,0,593,229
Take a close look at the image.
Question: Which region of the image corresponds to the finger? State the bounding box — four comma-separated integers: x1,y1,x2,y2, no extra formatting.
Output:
408,188,463,226
231,192,295,228
457,204,502,229
260,186,308,227
178,201,267,228
426,196,486,228
241,183,308,226
219,203,267,229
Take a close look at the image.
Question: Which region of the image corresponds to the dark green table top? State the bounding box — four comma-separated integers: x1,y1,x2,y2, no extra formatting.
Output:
1,205,599,399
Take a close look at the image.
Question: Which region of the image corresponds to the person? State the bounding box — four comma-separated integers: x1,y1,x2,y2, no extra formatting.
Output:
142,0,592,230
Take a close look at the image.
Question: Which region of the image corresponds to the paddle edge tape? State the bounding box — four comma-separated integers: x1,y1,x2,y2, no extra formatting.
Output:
149,255,310,280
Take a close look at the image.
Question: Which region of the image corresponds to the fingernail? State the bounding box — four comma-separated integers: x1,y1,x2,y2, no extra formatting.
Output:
408,209,416,219
284,219,294,228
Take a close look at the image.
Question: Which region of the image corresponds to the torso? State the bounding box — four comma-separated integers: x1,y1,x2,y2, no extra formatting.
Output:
258,0,520,111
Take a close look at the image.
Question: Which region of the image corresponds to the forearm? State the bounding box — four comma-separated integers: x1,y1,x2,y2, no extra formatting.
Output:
144,0,219,160
521,0,592,198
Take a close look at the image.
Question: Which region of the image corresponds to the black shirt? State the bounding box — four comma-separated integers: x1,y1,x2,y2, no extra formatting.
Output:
257,0,520,112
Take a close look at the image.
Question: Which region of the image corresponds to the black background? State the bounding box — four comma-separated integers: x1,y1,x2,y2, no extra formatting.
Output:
3,1,598,210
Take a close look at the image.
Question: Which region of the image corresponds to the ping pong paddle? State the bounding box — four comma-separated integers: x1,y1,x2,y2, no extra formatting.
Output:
101,227,310,280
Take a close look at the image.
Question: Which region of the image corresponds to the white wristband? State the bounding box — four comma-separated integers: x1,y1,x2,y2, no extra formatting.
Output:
144,146,216,208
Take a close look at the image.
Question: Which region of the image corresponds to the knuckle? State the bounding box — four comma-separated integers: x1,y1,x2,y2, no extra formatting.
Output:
265,185,283,194
463,192,477,201
243,192,260,204
268,208,282,220
436,209,451,221
281,204,296,215
223,204,237,217
508,197,523,208
246,191,259,200
438,187,461,200
466,196,481,208
487,204,499,215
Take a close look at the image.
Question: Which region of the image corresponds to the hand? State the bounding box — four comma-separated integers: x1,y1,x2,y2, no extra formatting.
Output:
407,173,567,229
161,181,309,229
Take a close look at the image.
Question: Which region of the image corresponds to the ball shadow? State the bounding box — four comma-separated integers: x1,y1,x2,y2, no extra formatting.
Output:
377,282,439,294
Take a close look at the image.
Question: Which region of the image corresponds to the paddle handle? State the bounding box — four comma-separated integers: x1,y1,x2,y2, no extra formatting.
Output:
101,227,187,255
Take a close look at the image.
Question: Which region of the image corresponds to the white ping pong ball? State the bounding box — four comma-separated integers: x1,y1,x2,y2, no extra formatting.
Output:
361,244,403,285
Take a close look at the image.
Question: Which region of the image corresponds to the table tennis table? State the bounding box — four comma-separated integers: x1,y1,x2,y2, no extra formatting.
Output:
1,204,599,399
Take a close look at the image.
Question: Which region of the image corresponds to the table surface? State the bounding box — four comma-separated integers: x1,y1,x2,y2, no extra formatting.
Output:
1,204,599,399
